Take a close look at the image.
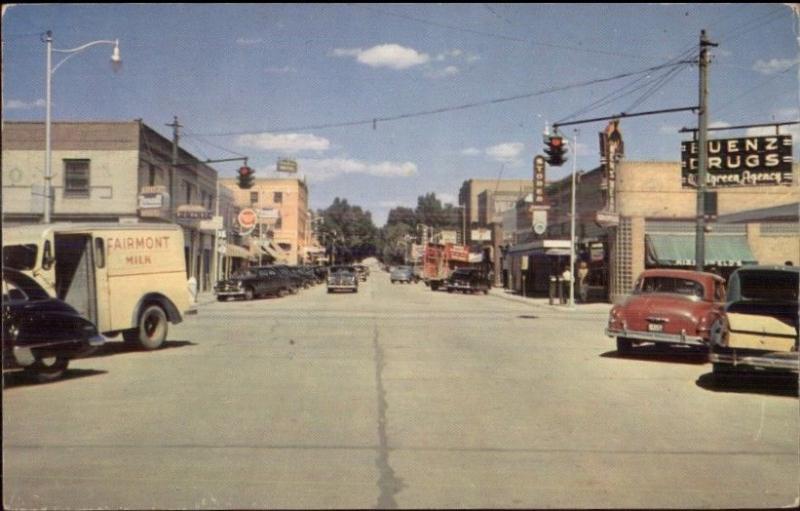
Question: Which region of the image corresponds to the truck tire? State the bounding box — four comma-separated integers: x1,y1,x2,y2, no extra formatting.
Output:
124,304,168,350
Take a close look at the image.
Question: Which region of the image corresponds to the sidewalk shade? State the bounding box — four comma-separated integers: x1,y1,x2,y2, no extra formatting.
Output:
645,234,757,267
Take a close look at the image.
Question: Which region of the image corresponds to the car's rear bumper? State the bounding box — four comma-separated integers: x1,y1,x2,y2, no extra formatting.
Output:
710,348,799,373
605,327,705,346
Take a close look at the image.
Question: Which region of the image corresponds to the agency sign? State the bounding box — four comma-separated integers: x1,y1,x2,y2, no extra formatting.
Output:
681,135,793,188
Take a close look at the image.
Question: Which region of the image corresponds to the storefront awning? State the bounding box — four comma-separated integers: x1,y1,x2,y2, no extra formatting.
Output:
646,234,757,267
507,239,571,257
260,241,290,263
224,244,252,259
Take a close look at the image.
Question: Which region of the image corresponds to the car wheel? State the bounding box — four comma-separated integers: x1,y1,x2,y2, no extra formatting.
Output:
616,337,633,353
244,287,255,301
483,289,489,295
24,355,69,383
711,362,738,383
278,288,288,298
217,296,227,302
124,304,168,350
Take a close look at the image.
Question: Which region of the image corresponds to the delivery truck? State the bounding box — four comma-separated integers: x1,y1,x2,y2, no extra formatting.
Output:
3,223,196,350
422,242,471,291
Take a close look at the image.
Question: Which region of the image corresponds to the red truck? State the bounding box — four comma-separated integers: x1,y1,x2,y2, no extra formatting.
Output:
422,242,471,291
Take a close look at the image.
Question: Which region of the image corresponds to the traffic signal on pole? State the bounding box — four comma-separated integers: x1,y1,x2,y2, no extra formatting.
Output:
237,165,255,189
544,134,568,166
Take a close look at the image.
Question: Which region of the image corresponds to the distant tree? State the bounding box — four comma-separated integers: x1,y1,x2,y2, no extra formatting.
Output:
318,198,379,263
379,222,414,265
386,207,417,228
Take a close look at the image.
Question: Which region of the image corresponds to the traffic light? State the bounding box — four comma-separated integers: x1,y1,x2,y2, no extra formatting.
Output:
237,165,255,189
544,134,568,166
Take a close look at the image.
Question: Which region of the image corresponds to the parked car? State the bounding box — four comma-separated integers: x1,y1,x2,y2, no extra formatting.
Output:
273,265,304,292
328,266,358,293
214,267,293,300
390,266,414,284
446,268,491,294
710,265,799,378
606,269,727,353
2,268,106,382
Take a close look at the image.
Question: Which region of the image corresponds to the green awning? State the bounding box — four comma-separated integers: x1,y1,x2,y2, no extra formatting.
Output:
646,234,757,267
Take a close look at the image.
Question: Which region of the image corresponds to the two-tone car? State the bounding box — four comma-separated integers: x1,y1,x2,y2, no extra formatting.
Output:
3,268,106,383
606,269,727,353
709,265,799,378
327,265,359,293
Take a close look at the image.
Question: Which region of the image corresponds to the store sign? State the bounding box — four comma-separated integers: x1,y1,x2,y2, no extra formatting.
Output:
176,204,212,220
138,185,169,216
447,244,470,262
532,155,547,205
599,120,623,212
238,208,257,231
277,159,298,173
590,242,605,262
681,135,793,188
532,208,548,235
471,228,492,242
258,208,280,220
595,210,619,228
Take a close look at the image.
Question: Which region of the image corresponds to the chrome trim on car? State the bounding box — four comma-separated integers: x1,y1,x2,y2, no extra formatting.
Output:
605,327,705,346
710,351,800,373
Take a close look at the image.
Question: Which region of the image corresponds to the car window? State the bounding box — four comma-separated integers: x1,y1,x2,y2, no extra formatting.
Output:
736,271,798,302
2,271,51,301
638,277,704,298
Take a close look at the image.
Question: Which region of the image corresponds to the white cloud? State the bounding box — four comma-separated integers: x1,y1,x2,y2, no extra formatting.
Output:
298,158,418,182
746,124,800,140
709,121,731,129
379,200,408,208
437,193,456,205
236,133,330,153
4,99,45,110
435,49,463,61
332,44,430,69
465,53,480,63
236,37,263,46
486,142,525,164
425,65,460,79
659,125,680,135
461,147,481,156
752,57,799,75
265,66,297,74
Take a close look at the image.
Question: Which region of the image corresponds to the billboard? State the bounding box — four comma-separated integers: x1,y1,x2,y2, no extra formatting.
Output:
681,135,793,188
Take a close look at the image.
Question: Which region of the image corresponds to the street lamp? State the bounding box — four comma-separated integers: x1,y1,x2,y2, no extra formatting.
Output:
43,30,121,223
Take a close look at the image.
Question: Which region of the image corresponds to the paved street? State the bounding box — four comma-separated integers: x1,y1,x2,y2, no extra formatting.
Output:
3,269,798,509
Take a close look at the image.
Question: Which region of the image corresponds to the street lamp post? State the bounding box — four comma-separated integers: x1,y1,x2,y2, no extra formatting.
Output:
569,130,578,309
43,30,121,224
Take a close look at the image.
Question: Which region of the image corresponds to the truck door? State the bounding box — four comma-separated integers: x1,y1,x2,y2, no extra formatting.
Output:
54,234,98,325
92,235,111,332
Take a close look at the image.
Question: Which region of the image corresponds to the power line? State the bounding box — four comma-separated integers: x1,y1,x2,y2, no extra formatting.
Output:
193,61,690,137
622,61,690,113
349,4,669,61
714,65,796,117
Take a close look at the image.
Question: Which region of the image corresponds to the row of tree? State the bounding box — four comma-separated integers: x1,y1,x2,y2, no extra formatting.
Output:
315,193,460,265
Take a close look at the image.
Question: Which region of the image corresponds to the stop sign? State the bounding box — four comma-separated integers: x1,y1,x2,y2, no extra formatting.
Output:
238,208,257,229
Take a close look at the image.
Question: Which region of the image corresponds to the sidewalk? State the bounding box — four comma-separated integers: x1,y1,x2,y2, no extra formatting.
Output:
488,287,612,314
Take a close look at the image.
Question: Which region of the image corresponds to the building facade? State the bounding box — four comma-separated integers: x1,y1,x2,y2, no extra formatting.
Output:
1,120,243,291
220,177,311,265
504,160,800,302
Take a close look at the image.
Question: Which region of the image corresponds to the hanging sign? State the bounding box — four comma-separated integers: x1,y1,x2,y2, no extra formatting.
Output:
681,135,793,188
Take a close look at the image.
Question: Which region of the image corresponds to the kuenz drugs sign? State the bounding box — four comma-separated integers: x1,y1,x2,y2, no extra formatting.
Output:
681,135,793,188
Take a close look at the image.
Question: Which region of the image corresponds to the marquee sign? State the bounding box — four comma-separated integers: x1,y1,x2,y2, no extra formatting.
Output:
681,135,793,188
532,155,547,205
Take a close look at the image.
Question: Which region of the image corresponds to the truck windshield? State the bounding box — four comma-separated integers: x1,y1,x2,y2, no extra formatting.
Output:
2,244,38,270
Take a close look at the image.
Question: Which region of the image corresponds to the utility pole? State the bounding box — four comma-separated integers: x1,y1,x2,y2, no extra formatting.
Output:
166,116,182,222
695,30,717,272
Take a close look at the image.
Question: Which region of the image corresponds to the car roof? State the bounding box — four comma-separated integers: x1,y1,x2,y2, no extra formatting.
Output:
639,268,724,282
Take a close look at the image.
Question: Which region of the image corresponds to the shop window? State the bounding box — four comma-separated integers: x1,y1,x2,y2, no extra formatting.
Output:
63,159,90,198
250,191,259,204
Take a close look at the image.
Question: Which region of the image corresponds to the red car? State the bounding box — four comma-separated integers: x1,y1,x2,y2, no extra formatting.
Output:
606,269,727,353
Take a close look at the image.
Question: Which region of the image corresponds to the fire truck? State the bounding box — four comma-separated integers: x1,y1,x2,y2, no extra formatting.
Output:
422,242,471,291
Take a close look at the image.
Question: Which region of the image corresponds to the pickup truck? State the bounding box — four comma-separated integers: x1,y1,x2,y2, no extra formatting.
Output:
710,266,799,377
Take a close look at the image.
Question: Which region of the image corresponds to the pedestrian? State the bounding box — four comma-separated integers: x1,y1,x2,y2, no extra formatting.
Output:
577,261,589,303
561,266,572,304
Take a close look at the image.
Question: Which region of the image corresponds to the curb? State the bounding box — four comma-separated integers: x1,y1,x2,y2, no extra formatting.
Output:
488,289,611,314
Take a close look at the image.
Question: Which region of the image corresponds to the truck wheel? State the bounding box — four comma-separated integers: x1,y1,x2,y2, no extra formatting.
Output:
616,337,633,353
24,355,69,383
124,305,168,350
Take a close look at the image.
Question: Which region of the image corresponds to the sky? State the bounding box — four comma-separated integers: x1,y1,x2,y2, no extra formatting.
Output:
3,3,798,226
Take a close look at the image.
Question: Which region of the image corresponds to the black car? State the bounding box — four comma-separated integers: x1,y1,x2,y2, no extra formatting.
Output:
2,268,105,383
354,264,369,282
272,265,305,292
446,268,491,294
214,267,294,301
